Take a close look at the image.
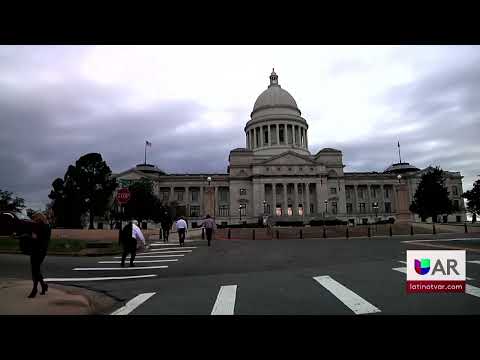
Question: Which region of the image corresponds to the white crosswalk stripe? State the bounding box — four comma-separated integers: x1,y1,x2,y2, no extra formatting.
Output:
114,254,184,258
73,266,168,271
139,250,192,255
45,275,157,282
111,293,156,315
99,259,178,264
468,260,480,265
466,284,480,298
211,285,237,315
313,275,381,315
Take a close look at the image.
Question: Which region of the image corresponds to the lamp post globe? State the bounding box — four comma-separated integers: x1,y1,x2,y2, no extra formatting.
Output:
397,174,402,183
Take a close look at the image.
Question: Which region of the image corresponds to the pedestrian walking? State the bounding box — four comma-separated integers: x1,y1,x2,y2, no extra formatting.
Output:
24,212,50,298
120,220,146,267
175,217,188,247
161,211,173,243
202,214,216,246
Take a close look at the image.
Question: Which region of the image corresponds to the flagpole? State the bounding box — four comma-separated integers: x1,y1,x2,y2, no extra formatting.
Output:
144,142,147,165
398,141,402,164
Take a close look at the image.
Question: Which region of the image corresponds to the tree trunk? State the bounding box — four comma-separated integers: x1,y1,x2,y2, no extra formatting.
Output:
89,209,95,229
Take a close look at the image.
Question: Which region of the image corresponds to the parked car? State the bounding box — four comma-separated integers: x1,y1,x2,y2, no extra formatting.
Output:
0,211,35,237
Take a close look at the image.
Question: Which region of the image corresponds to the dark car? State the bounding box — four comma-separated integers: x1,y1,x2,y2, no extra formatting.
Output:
0,211,35,237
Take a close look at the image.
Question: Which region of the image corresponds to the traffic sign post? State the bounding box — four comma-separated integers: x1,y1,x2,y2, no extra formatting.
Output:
116,188,130,230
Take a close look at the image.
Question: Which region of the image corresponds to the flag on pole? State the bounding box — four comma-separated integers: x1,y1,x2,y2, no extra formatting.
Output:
397,141,400,148
146,141,152,147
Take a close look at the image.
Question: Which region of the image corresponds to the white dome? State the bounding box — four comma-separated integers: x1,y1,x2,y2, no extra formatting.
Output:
251,70,301,116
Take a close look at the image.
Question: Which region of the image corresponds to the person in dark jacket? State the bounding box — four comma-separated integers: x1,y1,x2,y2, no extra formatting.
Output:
120,221,137,267
160,211,173,243
27,212,51,298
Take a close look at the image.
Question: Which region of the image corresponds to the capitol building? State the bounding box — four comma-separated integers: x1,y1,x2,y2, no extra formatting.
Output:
113,70,466,226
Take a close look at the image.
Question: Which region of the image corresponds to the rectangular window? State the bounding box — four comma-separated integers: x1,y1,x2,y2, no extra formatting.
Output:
452,186,458,196
346,203,353,214
219,189,228,202
385,187,390,199
263,126,269,145
330,187,337,195
287,207,293,216
332,202,337,214
359,203,366,213
358,188,364,199
385,202,391,213
176,191,183,201
219,205,229,217
310,203,314,214
287,125,293,144
294,126,299,145
190,205,200,217
453,200,460,211
276,206,282,216
270,125,277,145
371,187,377,198
161,191,170,201
279,124,285,144
239,188,247,196
346,189,351,200
240,205,247,217
298,205,303,216
255,128,260,147
191,190,199,202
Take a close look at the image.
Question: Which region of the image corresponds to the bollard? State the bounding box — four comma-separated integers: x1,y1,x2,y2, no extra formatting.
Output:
323,226,326,239
228,228,231,239
346,227,349,239
202,228,205,240
300,229,303,239
432,223,436,235
276,229,279,239
410,225,414,236
389,225,393,237
368,227,371,238
253,229,255,240
464,222,468,234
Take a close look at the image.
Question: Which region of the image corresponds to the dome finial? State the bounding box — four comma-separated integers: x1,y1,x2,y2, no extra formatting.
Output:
269,68,279,87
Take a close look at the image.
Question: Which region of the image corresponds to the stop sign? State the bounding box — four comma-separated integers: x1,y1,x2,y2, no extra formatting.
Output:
116,188,131,205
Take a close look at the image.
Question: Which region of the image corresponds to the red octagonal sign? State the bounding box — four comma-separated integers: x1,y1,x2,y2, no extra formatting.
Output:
116,188,131,205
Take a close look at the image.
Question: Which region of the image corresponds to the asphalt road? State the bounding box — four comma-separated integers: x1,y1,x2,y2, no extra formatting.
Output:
2,234,480,315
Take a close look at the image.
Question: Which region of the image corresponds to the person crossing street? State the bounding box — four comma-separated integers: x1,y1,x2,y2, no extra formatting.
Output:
202,214,216,247
175,217,188,247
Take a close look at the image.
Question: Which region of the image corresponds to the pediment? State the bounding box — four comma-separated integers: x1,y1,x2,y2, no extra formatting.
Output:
260,151,316,166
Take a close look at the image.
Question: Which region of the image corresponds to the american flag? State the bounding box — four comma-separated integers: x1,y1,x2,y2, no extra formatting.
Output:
146,141,152,147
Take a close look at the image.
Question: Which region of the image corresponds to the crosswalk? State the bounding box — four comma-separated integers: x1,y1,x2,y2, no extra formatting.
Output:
45,240,198,283
109,259,480,315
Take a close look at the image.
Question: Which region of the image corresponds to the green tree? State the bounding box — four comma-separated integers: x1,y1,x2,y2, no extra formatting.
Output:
410,167,453,222
48,153,117,229
462,177,480,222
0,189,25,212
123,179,163,224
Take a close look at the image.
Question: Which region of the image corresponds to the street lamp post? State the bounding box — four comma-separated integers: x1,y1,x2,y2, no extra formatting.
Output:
206,176,215,221
397,174,402,184
324,200,328,219
373,202,378,232
239,204,243,222
263,200,267,215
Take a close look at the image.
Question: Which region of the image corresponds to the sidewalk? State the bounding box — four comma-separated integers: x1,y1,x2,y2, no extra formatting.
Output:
0,279,117,315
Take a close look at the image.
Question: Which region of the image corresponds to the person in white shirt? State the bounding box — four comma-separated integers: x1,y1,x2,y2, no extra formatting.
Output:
175,217,188,247
131,220,146,250
120,220,146,267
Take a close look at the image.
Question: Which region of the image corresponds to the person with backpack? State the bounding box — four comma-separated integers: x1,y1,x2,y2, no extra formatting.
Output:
120,220,146,267
201,214,216,247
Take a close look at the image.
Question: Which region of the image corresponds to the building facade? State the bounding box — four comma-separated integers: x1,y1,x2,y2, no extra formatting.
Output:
113,70,466,226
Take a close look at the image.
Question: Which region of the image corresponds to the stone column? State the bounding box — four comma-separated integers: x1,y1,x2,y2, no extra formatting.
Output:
276,124,280,145
214,186,218,217
260,127,264,148
293,182,298,216
283,183,288,216
305,129,308,149
380,184,385,214
200,186,204,216
353,185,358,213
305,182,311,215
170,186,174,203
366,185,371,214
272,183,277,216
185,186,190,216
316,180,322,215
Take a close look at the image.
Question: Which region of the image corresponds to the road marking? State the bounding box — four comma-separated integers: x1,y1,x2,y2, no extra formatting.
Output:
468,260,480,265
398,261,406,265
393,267,407,274
149,245,197,250
111,292,156,315
466,284,480,298
139,250,192,255
114,254,184,258
73,266,168,271
313,276,381,315
402,238,480,243
393,266,473,280
149,243,181,246
211,285,237,315
44,275,157,282
99,259,178,264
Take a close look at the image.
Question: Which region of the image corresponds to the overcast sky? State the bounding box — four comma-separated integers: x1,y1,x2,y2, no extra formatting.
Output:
1,45,479,210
